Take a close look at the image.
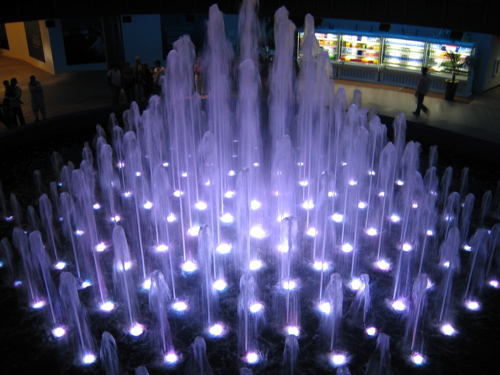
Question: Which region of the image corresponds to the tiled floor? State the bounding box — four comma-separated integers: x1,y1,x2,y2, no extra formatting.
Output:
1,55,500,145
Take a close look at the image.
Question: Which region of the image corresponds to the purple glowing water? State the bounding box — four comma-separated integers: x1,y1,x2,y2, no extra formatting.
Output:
0,0,499,374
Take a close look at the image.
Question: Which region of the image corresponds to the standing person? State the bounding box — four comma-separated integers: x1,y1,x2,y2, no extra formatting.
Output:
122,62,135,103
9,78,25,126
133,56,144,101
142,63,154,100
107,65,122,105
413,67,431,116
28,75,46,122
152,60,165,96
1,80,15,128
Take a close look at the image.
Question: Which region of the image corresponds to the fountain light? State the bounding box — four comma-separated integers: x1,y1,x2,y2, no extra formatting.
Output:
142,278,151,290
341,243,353,253
286,326,300,336
348,179,358,186
80,280,92,289
156,244,169,252
365,227,378,236
51,326,66,338
110,215,121,223
162,162,169,167
249,302,263,313
116,161,125,168
250,225,267,239
100,301,115,312
331,213,343,223
318,301,331,314
82,353,97,365
181,260,198,273
442,261,451,268
181,171,188,177
358,201,367,209
463,244,472,252
250,199,261,210
95,242,107,252
208,323,225,337
14,280,22,287
312,260,329,271
143,201,153,209
426,229,435,236
213,279,227,291
249,259,263,271
390,214,401,223
276,213,291,222
306,227,318,237
4,215,14,221
187,226,200,236
54,261,67,270
220,213,234,224
216,243,232,254
282,280,298,290
391,298,408,312
401,242,413,252
164,352,180,364
172,300,188,312
299,180,309,187
374,259,392,271
32,300,46,309
253,162,259,167
365,326,378,336
173,190,183,197
167,213,177,222
224,190,236,198
328,191,337,197
129,322,145,336
277,243,290,253
488,279,500,288
349,277,362,291
244,351,260,364
75,229,85,236
123,191,133,198
412,202,419,208
228,170,236,176
368,170,376,176
116,260,132,271
93,202,101,210
302,199,314,209
440,323,458,336
396,179,405,186
195,201,208,210
330,351,349,367
464,299,481,311
410,352,426,366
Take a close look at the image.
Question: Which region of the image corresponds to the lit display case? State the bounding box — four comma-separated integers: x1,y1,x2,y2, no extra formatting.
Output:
382,38,426,71
427,43,474,80
297,31,339,60
339,34,381,64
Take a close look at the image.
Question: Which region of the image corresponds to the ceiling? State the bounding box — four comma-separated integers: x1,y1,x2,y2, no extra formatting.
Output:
1,0,499,35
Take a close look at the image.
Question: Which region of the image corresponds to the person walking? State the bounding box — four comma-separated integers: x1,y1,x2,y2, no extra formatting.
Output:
412,67,430,117
28,75,46,121
9,78,25,126
107,65,122,105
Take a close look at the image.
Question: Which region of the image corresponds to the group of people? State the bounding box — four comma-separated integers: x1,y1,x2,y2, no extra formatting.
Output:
0,76,46,128
107,57,165,106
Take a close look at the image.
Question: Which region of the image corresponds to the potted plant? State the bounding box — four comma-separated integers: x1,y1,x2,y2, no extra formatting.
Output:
442,50,474,101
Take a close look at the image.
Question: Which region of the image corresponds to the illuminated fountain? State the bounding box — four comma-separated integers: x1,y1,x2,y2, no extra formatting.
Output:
0,1,500,374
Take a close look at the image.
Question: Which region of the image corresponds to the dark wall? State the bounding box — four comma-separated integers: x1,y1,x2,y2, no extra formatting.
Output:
1,0,500,35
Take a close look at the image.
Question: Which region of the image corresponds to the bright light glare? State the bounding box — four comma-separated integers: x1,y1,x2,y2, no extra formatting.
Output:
306,227,318,237
410,352,425,366
299,180,309,187
391,299,407,312
172,301,188,312
349,278,362,291
164,352,179,364
195,201,208,210
331,213,343,223
32,300,46,309
122,191,132,198
143,201,153,209
463,244,472,252
116,260,132,271
93,203,101,210
173,190,183,197
365,227,378,236
374,259,392,271
401,242,413,252
488,279,500,288
390,214,401,223
100,301,115,312
465,299,481,311
167,213,177,222
80,280,92,289
286,326,300,336
250,225,267,239
129,323,145,336
341,243,353,253
75,229,85,236
282,280,297,290
187,226,200,236
244,351,260,364
216,243,231,254
249,303,263,313
277,243,290,253
365,326,378,336
358,201,367,209
156,244,169,252
54,261,67,270
213,279,227,291
181,260,198,273
396,179,405,186
208,323,225,337
52,326,66,338
313,261,329,271
228,170,236,177
142,278,151,290
220,213,234,224
349,179,358,186
111,215,121,223
224,190,236,198
82,353,96,365
318,301,331,314
95,242,107,252
250,200,261,210
426,230,434,236
330,352,348,367
249,259,263,271
302,200,314,210
440,323,458,336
